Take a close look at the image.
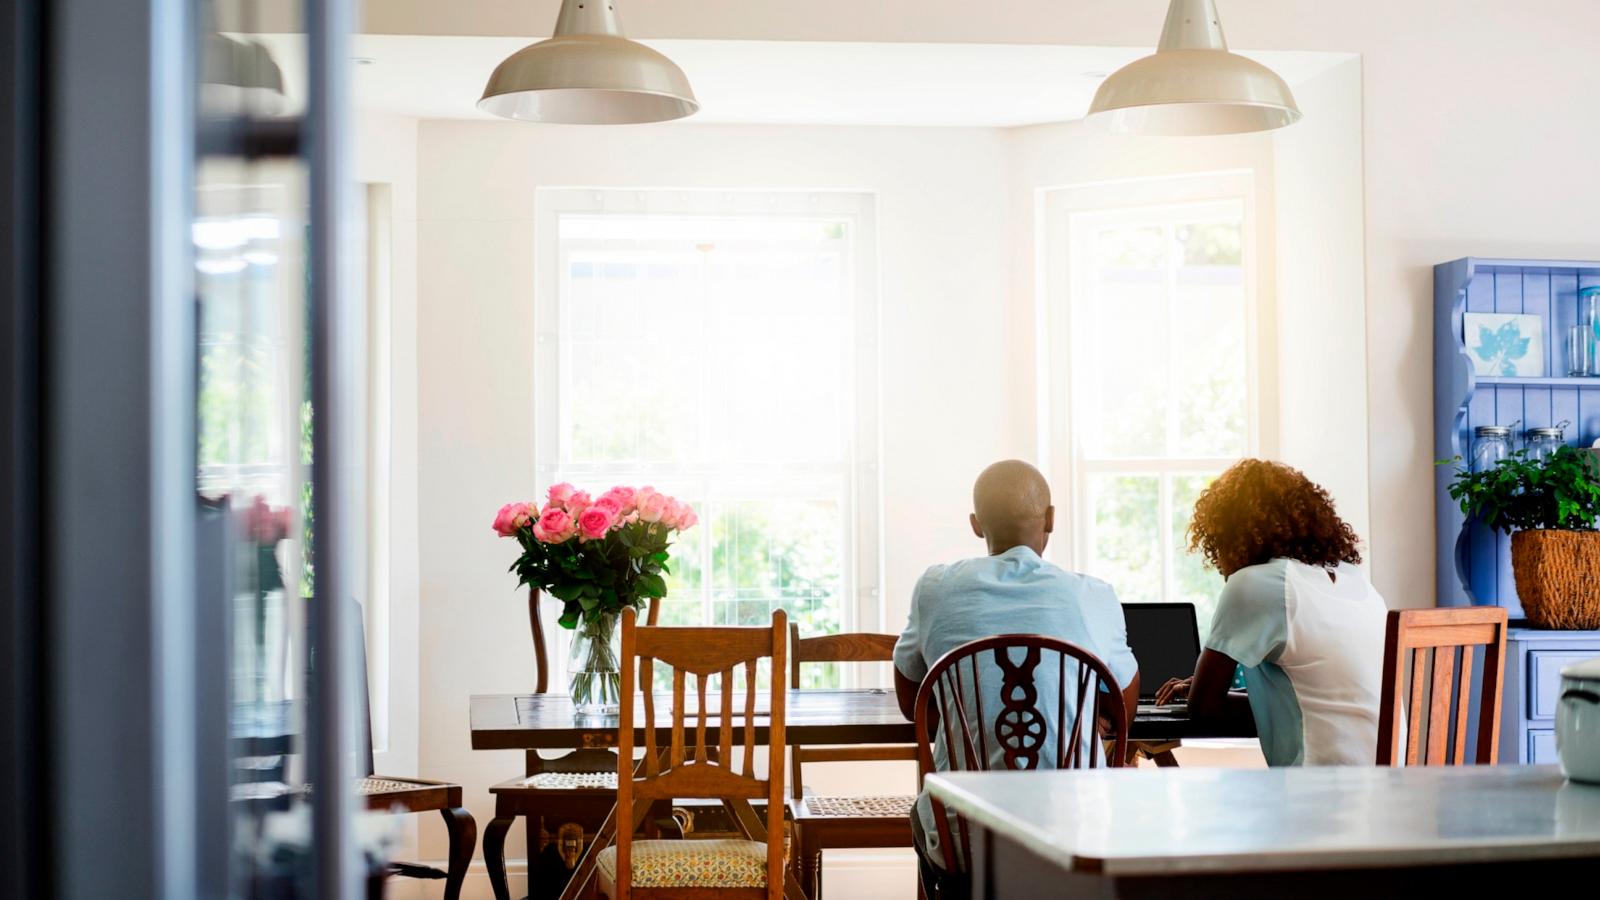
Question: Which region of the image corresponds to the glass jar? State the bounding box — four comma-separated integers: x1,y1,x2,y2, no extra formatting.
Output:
1472,425,1515,472
1526,421,1569,463
1584,286,1600,375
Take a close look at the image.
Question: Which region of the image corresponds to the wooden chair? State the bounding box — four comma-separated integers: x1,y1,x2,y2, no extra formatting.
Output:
912,635,1129,894
1377,606,1509,766
596,607,789,900
484,591,663,900
787,626,915,899
332,602,478,899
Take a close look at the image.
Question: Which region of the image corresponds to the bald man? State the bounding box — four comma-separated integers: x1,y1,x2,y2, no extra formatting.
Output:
892,461,1139,884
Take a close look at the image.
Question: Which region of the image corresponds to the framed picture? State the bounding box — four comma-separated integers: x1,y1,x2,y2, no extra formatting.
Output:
1464,312,1544,377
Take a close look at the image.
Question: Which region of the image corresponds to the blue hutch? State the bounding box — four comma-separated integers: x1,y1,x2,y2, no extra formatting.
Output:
1434,257,1600,764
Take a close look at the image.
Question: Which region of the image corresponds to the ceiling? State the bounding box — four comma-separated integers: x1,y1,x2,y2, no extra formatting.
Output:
254,34,1354,129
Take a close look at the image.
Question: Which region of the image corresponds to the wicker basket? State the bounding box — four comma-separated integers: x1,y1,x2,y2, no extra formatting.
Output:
1510,529,1600,629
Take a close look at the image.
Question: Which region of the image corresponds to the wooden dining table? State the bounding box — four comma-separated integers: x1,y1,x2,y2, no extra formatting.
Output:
470,688,1256,899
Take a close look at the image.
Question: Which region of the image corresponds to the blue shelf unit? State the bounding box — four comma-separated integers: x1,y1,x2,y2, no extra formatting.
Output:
1433,257,1600,764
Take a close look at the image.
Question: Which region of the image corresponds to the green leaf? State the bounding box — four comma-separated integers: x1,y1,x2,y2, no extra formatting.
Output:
637,572,668,598
549,583,584,602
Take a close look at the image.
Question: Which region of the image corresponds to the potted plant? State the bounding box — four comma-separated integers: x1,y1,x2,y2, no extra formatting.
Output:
1443,445,1600,629
492,484,697,715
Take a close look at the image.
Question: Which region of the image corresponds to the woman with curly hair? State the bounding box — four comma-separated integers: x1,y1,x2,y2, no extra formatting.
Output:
1154,459,1389,766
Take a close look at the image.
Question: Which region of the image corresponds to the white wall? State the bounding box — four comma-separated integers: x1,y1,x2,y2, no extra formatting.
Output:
353,111,423,856
409,120,1009,894
1270,58,1371,551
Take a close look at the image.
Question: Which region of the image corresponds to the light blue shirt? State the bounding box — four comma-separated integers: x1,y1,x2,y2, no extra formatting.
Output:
893,546,1138,868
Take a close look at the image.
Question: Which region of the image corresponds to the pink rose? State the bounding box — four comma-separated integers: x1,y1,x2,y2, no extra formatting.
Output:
676,505,698,530
533,507,573,543
602,486,638,513
492,501,534,537
244,495,291,544
590,495,623,518
565,490,593,517
546,482,577,508
661,498,686,529
637,491,669,523
576,506,614,541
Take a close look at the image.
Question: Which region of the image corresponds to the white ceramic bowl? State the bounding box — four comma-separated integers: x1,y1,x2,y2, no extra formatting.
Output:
1557,657,1600,783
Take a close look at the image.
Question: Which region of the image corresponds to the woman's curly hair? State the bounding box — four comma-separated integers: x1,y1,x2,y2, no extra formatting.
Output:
1187,459,1362,577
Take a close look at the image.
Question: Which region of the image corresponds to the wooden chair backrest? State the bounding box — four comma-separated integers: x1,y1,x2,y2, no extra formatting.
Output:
528,588,659,693
912,634,1129,874
788,624,912,799
617,607,788,899
1376,606,1508,766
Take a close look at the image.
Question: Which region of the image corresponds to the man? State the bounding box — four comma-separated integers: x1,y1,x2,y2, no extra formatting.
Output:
892,460,1139,892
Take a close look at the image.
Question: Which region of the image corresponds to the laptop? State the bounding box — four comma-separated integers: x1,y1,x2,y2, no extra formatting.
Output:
1121,602,1202,717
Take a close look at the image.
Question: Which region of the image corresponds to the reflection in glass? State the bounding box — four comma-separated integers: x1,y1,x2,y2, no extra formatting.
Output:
196,155,313,893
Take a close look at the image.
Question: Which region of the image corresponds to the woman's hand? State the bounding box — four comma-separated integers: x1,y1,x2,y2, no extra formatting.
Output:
1155,677,1192,706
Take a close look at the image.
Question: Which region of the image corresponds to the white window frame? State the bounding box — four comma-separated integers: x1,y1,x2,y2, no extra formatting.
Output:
532,189,883,663
1040,173,1266,597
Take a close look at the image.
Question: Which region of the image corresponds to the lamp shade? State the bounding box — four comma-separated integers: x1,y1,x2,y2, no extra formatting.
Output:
201,32,287,117
479,0,698,124
1085,0,1300,135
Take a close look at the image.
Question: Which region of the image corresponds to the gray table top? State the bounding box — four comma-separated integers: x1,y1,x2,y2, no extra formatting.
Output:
925,765,1600,876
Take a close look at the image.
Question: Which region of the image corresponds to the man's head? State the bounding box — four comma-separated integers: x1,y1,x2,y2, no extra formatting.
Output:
970,460,1054,556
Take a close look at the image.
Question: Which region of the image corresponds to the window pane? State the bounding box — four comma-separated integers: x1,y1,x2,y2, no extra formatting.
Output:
1173,218,1247,456
710,498,841,634
658,498,705,627
554,200,866,657
562,216,851,466
1079,225,1169,458
1170,473,1225,643
565,251,703,462
1087,475,1161,603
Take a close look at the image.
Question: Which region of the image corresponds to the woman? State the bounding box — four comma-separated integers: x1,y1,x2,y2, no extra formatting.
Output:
1155,459,1389,766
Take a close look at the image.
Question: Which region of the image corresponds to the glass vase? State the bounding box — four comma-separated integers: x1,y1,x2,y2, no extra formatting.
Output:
568,612,622,717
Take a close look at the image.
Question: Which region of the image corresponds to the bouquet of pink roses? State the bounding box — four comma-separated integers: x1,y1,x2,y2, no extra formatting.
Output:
493,483,697,630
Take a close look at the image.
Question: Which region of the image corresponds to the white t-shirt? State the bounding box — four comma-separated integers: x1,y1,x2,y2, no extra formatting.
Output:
1206,558,1389,766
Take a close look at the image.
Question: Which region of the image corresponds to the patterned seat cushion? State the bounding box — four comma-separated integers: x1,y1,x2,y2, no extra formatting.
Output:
596,839,770,891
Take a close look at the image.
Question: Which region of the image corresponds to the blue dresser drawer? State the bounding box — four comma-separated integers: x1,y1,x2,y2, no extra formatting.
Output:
1529,651,1595,720
1529,729,1559,765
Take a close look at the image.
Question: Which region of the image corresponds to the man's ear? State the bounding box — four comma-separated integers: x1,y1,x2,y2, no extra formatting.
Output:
1044,505,1055,535
970,513,984,539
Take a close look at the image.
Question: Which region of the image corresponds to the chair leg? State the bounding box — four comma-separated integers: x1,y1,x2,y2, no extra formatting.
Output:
440,806,478,900
795,825,821,899
811,845,823,900
484,815,515,900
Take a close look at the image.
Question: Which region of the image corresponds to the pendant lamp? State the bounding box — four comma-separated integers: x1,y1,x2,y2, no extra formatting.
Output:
201,32,287,117
1085,0,1301,135
479,0,699,124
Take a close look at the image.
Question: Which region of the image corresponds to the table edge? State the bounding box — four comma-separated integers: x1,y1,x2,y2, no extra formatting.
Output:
925,768,1600,877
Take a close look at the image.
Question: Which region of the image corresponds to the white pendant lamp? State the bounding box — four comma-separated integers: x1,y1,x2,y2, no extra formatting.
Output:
479,0,699,124
1085,0,1301,135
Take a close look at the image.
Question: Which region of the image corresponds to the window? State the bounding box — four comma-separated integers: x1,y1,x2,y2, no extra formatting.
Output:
535,190,880,684
1049,178,1260,638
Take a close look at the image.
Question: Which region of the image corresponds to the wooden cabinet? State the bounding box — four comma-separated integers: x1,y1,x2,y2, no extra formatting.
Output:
1501,627,1600,763
1433,258,1600,760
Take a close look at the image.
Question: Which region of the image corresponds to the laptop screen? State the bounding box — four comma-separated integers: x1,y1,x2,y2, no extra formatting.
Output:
1122,602,1202,700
